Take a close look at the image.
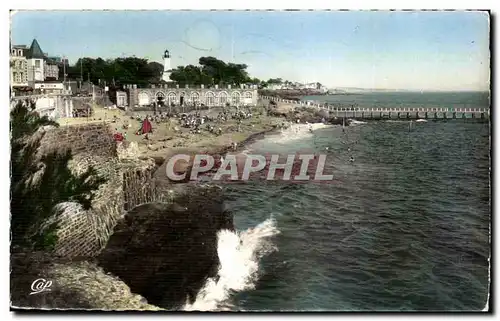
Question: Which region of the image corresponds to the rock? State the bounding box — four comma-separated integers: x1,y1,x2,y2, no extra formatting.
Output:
117,141,141,160
275,103,295,114
328,117,345,125
10,251,160,310
97,185,233,309
316,109,330,119
147,144,158,151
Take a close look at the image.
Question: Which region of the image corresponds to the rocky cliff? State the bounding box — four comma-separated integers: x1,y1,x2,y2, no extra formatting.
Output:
10,251,160,311
97,184,233,309
11,120,234,311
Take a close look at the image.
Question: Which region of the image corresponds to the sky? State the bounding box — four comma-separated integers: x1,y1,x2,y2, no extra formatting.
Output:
10,10,490,91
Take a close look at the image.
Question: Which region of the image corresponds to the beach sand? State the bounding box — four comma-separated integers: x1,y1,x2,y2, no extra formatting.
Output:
57,104,286,162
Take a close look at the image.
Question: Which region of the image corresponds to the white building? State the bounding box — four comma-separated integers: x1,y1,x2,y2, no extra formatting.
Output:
26,39,46,82
162,49,172,82
267,84,283,90
116,91,128,107
24,39,59,83
34,82,65,94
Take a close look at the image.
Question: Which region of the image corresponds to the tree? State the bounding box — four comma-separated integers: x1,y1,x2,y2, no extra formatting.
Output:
66,57,164,86
249,77,261,85
170,65,204,85
267,78,283,85
10,101,106,250
170,56,253,86
199,56,226,84
64,55,263,87
148,62,164,83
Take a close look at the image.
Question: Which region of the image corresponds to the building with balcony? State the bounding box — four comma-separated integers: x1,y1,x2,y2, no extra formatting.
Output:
44,58,60,80
10,45,29,89
10,39,62,96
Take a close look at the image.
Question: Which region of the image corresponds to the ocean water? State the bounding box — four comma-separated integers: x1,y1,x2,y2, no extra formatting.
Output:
302,91,490,110
184,93,490,311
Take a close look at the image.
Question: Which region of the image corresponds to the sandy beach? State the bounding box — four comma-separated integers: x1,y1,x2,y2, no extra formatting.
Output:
57,104,288,163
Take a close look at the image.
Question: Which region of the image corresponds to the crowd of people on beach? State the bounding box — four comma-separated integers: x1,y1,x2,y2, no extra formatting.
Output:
109,105,359,167
111,106,259,144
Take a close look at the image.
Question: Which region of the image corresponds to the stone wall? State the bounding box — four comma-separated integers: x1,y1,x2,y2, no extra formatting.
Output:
37,123,166,258
52,157,164,258
123,163,162,212
39,123,117,158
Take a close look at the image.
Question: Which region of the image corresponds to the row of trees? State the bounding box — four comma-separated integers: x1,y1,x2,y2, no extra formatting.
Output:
61,57,164,87
61,55,292,88
170,56,256,86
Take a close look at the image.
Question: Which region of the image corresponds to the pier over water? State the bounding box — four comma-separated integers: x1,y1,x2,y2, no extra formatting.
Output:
262,95,490,120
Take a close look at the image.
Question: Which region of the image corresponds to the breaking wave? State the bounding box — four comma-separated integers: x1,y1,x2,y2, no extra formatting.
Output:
183,218,280,311
348,119,368,125
271,123,332,144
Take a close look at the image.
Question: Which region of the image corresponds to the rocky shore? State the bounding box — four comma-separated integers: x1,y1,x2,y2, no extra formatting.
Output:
10,184,232,311
259,88,327,99
10,113,277,311
10,102,337,311
97,185,233,309
10,251,161,311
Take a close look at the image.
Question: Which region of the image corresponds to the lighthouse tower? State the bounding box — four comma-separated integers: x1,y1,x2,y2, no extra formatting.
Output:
162,49,172,82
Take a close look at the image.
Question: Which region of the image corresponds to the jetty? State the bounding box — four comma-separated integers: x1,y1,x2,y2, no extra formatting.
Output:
262,95,490,120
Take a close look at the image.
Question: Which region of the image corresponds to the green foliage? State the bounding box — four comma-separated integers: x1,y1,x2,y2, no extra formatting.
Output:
169,56,252,86
196,57,249,84
62,57,164,86
266,78,283,84
62,54,278,87
10,101,106,249
32,222,58,251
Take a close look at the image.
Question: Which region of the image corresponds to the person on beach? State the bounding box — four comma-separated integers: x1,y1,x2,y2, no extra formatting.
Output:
113,129,124,142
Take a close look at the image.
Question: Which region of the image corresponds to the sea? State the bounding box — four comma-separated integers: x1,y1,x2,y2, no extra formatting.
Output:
183,92,491,312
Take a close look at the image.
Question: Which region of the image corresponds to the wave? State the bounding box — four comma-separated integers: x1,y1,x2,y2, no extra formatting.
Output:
183,218,280,311
385,120,408,123
348,119,368,125
269,123,332,144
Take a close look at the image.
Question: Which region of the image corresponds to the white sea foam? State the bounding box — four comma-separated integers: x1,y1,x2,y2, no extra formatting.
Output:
271,123,332,144
183,218,280,311
385,120,408,123
348,119,368,125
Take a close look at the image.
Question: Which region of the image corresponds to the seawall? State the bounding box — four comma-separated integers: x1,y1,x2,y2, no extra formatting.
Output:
37,123,164,258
